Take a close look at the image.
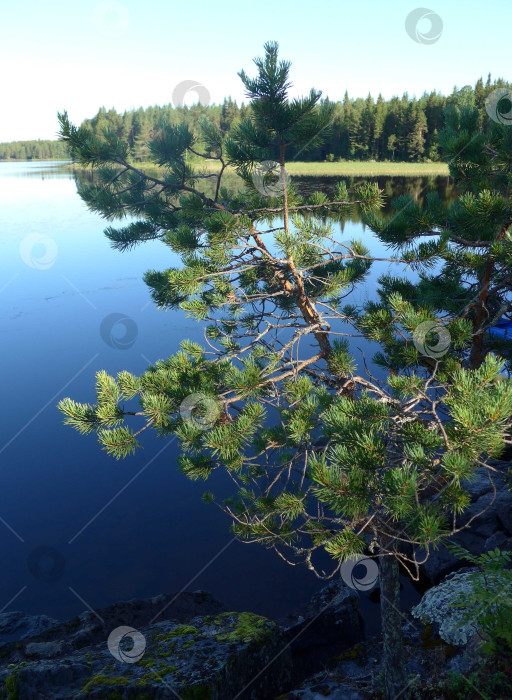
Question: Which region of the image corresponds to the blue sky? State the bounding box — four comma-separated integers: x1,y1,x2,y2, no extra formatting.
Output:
1,0,510,141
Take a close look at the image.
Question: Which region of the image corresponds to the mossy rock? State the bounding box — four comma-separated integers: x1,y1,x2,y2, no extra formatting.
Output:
0,612,292,699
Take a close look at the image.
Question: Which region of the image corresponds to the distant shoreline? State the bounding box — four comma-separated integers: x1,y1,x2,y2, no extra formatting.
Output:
0,159,450,177
60,159,451,177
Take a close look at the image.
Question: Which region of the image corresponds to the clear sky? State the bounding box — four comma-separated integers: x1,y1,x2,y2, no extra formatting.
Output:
1,0,510,142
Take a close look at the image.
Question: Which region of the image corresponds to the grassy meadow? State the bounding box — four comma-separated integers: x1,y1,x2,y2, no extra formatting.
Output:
69,160,450,178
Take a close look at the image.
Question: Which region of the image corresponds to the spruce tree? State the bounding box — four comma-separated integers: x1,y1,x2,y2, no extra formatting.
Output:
57,43,512,699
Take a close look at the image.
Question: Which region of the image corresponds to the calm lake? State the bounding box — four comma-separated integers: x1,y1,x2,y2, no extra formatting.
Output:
0,161,453,633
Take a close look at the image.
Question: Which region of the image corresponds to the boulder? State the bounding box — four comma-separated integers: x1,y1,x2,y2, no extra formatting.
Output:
0,611,58,646
495,490,512,535
420,460,512,584
0,587,298,700
411,569,480,646
282,580,365,680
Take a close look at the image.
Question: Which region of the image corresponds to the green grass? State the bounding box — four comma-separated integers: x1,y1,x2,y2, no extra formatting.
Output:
285,160,450,176
190,159,450,177
68,160,449,177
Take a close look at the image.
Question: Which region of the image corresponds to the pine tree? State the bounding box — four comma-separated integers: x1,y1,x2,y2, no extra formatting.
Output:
57,43,512,699
373,93,386,159
405,102,428,161
220,97,239,135
366,102,512,371
474,77,486,110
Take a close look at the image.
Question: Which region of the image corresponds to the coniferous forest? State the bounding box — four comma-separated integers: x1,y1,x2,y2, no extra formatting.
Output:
1,74,510,163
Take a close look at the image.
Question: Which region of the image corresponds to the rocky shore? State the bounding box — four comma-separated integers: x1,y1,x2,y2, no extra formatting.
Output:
0,460,509,699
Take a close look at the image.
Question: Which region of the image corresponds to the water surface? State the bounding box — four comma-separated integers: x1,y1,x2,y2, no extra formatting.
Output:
0,161,450,632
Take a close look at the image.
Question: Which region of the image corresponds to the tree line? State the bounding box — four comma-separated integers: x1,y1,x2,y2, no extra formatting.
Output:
0,139,69,160
1,74,510,163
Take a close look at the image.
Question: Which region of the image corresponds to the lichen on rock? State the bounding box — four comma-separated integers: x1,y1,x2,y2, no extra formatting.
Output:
411,570,479,645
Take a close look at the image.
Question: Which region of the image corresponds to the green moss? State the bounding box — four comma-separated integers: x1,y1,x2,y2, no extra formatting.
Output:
335,643,365,660
137,666,178,686
213,612,274,645
3,673,19,700
155,625,198,643
81,674,130,694
138,657,157,668
157,640,176,657
417,624,457,657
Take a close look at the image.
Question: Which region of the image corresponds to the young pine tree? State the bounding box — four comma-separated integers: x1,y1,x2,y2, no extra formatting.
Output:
365,102,512,371
58,43,512,699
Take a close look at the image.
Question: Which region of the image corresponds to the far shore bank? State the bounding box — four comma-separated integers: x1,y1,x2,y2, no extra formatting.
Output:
0,159,450,177
61,159,450,177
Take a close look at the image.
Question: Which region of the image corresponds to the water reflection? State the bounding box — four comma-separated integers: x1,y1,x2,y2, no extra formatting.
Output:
70,163,456,220
0,161,445,630
0,160,73,179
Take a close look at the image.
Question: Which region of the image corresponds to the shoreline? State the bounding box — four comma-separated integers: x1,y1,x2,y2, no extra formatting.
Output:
0,159,450,177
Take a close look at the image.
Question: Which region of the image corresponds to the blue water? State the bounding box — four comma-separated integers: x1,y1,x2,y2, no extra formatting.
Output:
0,161,327,623
0,161,432,630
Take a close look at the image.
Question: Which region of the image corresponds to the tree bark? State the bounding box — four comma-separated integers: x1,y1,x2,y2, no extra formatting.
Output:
379,553,408,699
469,259,493,369
279,142,289,235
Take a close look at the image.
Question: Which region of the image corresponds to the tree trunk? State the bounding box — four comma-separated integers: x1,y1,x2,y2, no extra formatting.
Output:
379,553,408,699
279,143,289,235
469,260,492,370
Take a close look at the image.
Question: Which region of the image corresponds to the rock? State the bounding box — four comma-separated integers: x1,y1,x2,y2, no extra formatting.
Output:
421,529,487,584
412,565,511,650
0,595,292,699
25,641,62,658
420,460,512,584
495,491,512,535
284,676,366,699
411,569,479,645
461,467,495,499
485,531,512,551
4,589,226,660
283,580,365,680
0,612,58,645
